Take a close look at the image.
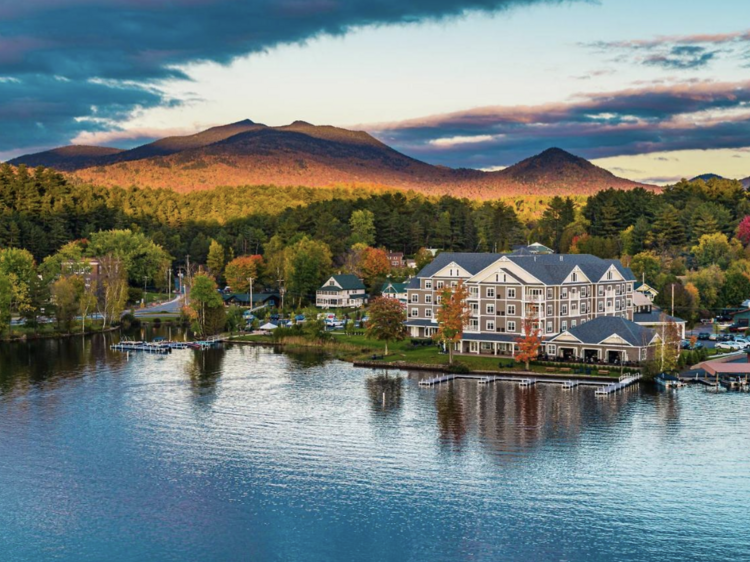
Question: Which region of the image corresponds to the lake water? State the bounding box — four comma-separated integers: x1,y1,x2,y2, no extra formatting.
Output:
1,332,749,562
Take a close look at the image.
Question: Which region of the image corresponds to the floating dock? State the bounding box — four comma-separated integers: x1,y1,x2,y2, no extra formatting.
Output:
419,372,628,391
595,374,642,396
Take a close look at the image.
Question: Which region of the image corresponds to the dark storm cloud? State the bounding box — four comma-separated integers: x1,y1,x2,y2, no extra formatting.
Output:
368,81,750,168
0,0,585,154
643,45,717,70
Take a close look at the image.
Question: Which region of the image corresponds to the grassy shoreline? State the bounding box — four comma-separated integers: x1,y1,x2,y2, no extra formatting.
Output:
229,333,627,378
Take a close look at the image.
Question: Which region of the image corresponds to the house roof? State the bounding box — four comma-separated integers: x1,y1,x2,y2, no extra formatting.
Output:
634,309,685,324
319,274,365,291
413,252,635,285
405,319,436,327
553,316,656,347
383,282,408,293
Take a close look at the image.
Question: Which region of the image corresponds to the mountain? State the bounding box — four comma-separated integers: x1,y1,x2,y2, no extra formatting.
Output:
690,173,725,182
8,145,124,171
741,177,750,189
7,121,654,198
492,147,641,192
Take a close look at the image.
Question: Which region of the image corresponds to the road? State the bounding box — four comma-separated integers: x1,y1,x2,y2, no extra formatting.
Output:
132,295,184,316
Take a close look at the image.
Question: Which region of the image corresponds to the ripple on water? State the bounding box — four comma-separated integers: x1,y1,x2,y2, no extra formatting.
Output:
1,343,750,562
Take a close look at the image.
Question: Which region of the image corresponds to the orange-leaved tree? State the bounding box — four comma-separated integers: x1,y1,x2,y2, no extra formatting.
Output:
515,316,542,371
360,247,391,288
434,280,470,365
366,296,407,357
224,255,265,293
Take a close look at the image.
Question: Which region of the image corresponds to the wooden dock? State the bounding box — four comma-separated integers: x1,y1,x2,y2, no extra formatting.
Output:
595,374,642,396
419,373,617,390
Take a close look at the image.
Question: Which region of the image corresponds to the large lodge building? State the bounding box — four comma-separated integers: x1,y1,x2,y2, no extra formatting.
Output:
405,249,677,364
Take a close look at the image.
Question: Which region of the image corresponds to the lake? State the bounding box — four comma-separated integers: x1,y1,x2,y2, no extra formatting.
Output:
1,331,749,561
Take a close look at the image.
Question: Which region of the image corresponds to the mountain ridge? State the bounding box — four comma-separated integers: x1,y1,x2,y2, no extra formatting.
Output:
7,120,655,198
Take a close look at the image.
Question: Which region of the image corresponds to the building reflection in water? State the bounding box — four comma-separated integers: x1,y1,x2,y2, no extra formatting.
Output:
420,378,642,460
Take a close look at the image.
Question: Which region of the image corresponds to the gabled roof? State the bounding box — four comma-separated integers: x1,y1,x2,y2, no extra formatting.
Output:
415,252,504,278
383,282,408,293
319,274,365,291
634,309,685,324
413,252,636,286
553,316,656,347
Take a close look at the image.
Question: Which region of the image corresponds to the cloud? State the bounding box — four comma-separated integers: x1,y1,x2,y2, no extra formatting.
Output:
366,80,750,168
588,28,750,71
0,0,584,154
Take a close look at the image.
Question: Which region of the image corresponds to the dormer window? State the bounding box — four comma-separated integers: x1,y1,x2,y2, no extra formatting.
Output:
572,272,578,282
607,270,613,280
329,280,335,286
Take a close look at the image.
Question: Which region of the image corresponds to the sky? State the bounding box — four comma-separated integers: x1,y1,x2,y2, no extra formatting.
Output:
1,0,750,184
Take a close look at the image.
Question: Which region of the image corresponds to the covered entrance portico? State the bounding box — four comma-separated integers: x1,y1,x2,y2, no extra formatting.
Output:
461,334,519,356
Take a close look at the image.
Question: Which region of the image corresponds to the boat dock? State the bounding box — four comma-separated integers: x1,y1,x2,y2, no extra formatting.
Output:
418,372,633,392
110,338,224,354
595,374,642,395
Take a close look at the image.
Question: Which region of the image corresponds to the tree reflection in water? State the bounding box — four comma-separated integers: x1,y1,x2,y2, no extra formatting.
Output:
366,372,403,415
435,384,467,448
185,348,225,401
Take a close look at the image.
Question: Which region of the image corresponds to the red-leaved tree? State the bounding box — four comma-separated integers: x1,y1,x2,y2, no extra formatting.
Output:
515,316,542,371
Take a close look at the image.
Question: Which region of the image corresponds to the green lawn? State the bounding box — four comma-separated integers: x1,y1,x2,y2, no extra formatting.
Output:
229,332,624,377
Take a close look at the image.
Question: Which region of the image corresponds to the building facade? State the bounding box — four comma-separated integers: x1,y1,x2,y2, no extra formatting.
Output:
316,275,368,308
405,251,666,363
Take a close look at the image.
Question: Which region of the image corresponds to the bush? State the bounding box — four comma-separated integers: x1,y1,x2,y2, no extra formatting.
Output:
447,362,470,374
128,287,143,304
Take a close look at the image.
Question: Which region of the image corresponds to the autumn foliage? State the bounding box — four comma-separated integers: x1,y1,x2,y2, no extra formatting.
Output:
515,317,542,371
434,281,471,364
224,255,265,292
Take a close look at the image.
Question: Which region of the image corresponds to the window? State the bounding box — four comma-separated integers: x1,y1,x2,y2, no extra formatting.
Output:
547,288,553,299
487,287,496,298
411,294,419,303
470,302,478,312
436,281,444,289
487,304,495,314
410,308,418,317
581,303,587,314
616,300,621,311
436,295,442,304
425,309,432,318
546,321,553,333
508,288,516,298
487,320,495,331
571,320,577,328
425,280,432,289
572,303,577,311
470,319,479,330
561,304,568,316
581,286,587,297
561,321,568,331
547,345,556,355
616,285,621,295
450,281,457,288
507,321,516,332
572,272,578,282
425,295,432,304
598,286,604,296
627,298,632,307
561,289,568,299
470,286,479,296
547,305,553,316
607,270,613,280
507,305,516,315
627,283,633,293
329,280,335,286
607,300,613,309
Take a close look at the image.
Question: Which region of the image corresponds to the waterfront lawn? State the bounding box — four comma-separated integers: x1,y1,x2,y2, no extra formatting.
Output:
230,332,624,377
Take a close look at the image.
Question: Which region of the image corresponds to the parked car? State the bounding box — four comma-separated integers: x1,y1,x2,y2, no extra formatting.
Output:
708,333,718,341
680,340,691,349
718,334,733,342
716,342,741,351
733,337,750,348
697,333,710,341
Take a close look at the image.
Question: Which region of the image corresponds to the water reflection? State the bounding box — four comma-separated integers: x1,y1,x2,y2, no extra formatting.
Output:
365,373,403,415
435,385,467,447
185,348,225,400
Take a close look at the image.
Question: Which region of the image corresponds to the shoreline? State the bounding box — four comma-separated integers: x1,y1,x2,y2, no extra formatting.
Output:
1,324,121,343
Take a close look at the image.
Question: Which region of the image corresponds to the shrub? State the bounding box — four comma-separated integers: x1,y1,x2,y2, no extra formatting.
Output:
447,362,470,374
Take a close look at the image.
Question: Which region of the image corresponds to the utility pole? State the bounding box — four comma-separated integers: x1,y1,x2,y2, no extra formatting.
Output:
671,283,675,317
248,277,254,311
278,278,285,312
142,275,149,307
168,268,172,301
